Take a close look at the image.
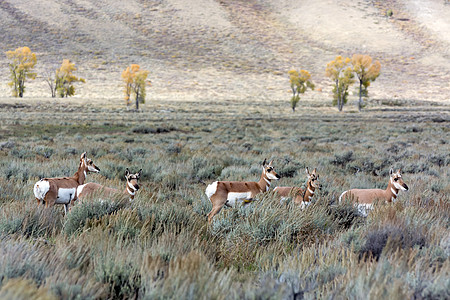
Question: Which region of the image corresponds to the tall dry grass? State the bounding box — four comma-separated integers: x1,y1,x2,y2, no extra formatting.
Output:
0,99,448,299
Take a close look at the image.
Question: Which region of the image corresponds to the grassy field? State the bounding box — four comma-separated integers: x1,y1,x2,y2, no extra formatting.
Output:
0,98,449,299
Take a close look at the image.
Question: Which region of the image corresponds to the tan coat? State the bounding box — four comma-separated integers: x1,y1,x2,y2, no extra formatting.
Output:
205,160,280,223
275,168,320,208
76,169,141,202
33,152,100,214
339,169,408,216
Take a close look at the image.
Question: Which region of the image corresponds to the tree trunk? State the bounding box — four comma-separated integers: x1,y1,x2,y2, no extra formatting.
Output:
358,80,363,112
336,79,342,112
18,77,24,98
135,91,139,110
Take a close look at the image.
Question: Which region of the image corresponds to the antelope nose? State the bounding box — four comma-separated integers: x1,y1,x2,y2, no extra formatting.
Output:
403,184,409,191
276,174,281,179
134,185,140,191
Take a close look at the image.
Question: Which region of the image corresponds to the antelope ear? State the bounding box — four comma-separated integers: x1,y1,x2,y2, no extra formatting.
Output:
137,169,143,178
125,168,130,177
313,168,317,174
269,160,273,166
262,158,267,166
81,152,87,160
389,168,394,176
397,169,402,174
305,167,310,175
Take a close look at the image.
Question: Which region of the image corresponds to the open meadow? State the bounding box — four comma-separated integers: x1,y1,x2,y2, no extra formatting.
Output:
0,0,450,298
0,97,449,299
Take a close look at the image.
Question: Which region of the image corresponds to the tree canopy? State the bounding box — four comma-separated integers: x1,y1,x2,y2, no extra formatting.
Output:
288,69,315,112
6,47,37,97
352,54,381,111
55,59,85,98
325,56,355,111
122,64,150,110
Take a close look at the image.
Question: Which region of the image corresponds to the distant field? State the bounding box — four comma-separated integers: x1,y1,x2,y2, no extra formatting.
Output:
0,98,448,299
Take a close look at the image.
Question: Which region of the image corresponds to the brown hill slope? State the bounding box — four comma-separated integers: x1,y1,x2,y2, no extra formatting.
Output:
0,0,449,103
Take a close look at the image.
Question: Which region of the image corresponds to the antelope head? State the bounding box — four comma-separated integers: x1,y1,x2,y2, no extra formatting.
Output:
390,168,408,191
80,152,100,173
262,159,281,180
125,168,142,193
306,167,321,189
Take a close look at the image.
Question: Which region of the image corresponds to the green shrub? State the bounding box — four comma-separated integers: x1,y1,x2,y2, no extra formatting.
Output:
64,198,127,236
359,222,426,260
0,205,63,238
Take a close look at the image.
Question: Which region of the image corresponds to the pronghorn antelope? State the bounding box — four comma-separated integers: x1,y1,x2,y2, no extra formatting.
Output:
274,168,320,209
339,169,408,216
205,159,281,223
33,152,100,214
77,168,142,202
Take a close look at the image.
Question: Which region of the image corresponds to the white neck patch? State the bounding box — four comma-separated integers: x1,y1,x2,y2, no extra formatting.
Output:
394,182,405,190
128,181,137,191
127,186,135,195
391,187,398,196
266,172,278,180
307,187,314,195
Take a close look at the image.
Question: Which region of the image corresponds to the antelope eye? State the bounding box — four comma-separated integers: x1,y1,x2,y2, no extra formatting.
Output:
267,168,272,172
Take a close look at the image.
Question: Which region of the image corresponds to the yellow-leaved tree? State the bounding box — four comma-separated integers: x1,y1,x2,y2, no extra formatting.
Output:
55,59,85,98
351,54,381,111
288,69,315,112
121,64,150,110
5,47,37,97
325,56,355,111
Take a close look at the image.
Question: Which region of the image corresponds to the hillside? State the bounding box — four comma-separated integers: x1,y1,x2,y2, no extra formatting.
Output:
0,0,449,102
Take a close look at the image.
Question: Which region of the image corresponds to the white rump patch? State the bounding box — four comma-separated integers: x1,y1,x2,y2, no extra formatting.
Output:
205,181,218,199
55,188,77,204
357,203,373,217
226,192,252,207
338,191,348,203
300,201,311,210
76,184,87,198
279,196,288,205
34,180,50,200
